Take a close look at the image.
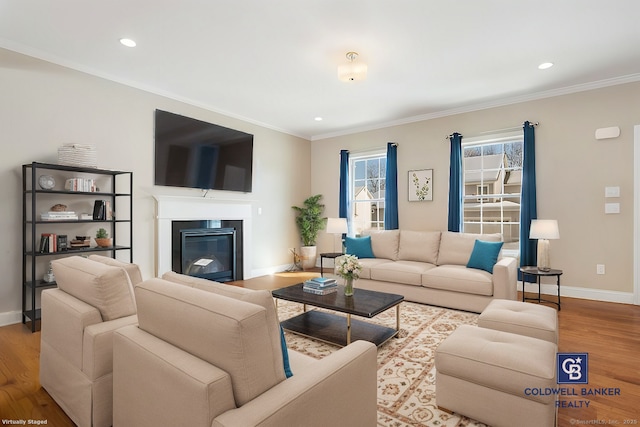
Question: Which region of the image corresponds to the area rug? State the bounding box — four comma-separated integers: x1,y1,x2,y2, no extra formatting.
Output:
277,300,487,427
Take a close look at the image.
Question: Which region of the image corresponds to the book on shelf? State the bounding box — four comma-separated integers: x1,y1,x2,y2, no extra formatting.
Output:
38,233,69,252
92,200,106,220
302,285,337,295
40,211,78,221
39,233,56,253
69,236,91,248
57,235,68,251
65,177,97,192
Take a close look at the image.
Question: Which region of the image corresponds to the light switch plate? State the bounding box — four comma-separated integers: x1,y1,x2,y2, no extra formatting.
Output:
605,186,620,198
605,203,620,214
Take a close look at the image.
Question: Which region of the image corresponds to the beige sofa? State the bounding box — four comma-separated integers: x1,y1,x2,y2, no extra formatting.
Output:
337,230,518,313
113,274,378,427
40,255,142,427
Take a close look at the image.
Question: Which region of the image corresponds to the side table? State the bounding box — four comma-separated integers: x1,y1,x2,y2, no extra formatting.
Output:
320,252,343,276
520,266,563,310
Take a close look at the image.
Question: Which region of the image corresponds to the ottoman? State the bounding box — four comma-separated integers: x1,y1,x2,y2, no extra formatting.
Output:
478,299,558,343
436,325,557,427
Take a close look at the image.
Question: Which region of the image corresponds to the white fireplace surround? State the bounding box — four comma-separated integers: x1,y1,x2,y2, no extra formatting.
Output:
154,195,252,279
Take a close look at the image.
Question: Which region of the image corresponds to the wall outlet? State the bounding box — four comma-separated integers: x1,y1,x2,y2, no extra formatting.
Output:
597,264,606,275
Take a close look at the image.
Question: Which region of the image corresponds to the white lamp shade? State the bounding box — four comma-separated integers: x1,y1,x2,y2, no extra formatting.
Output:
529,220,560,240
337,63,367,82
326,217,348,234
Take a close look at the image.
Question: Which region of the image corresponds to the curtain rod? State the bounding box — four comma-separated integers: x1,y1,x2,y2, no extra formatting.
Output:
342,142,398,154
444,121,539,140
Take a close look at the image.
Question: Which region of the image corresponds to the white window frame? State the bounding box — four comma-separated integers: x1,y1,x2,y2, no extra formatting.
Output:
462,131,523,257
349,149,386,235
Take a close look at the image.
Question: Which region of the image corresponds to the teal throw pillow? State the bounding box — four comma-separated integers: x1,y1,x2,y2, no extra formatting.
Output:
345,236,375,258
280,326,293,378
467,240,504,273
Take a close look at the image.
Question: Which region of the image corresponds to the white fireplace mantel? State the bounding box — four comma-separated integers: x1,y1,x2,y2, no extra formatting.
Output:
154,195,252,278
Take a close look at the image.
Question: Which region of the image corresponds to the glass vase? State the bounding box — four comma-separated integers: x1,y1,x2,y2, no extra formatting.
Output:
344,278,354,296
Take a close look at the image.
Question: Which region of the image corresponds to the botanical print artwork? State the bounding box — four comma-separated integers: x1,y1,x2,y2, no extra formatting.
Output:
409,169,433,201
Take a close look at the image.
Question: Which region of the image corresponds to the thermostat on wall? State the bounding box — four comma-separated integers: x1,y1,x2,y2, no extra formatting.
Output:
595,127,620,140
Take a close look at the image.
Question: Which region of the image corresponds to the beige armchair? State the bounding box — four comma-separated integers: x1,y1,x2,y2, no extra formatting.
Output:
113,276,378,427
40,256,141,427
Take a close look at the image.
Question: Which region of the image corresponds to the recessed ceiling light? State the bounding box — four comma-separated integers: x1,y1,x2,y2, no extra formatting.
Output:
119,38,137,48
538,62,553,70
314,117,323,121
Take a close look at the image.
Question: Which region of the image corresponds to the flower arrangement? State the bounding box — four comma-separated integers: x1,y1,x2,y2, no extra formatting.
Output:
336,254,362,281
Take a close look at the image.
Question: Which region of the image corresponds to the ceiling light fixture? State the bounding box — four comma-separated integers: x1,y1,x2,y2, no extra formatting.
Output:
119,38,137,48
538,62,553,70
338,52,367,82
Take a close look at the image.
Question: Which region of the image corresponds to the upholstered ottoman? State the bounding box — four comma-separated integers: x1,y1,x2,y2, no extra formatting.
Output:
478,299,558,343
436,325,557,427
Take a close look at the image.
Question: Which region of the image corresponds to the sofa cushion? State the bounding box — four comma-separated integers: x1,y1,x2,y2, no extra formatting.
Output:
371,260,436,286
88,255,143,285
436,232,502,266
52,256,136,321
161,272,287,381
467,240,504,273
367,230,400,260
88,255,142,310
345,236,375,258
135,278,283,407
355,258,394,280
398,230,441,264
422,265,494,296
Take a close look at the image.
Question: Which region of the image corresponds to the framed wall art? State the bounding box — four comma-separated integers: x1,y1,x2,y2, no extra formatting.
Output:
408,169,433,201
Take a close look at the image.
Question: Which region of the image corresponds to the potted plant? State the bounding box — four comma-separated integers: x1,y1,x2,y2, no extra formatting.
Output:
292,194,327,270
95,228,112,248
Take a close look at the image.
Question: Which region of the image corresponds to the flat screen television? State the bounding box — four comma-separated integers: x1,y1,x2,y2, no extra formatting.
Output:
154,109,253,192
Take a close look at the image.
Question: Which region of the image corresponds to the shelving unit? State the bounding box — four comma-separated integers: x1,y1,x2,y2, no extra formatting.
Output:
22,162,133,332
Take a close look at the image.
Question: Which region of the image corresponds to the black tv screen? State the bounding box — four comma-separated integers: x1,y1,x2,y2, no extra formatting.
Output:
154,110,253,192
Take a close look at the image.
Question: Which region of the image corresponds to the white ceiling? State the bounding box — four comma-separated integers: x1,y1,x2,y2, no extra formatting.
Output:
1,0,640,140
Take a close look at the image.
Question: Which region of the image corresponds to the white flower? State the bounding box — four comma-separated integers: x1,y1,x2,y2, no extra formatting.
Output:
336,254,362,280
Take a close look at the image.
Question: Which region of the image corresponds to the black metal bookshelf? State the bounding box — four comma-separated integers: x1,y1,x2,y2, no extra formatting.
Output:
22,162,133,332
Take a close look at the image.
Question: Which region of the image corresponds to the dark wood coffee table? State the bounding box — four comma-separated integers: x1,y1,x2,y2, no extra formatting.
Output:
272,283,404,347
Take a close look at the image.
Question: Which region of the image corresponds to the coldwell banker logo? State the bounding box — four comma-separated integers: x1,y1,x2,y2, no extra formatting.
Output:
557,353,589,384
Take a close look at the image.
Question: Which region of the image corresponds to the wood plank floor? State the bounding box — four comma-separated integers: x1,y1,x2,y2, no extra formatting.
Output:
1,289,638,426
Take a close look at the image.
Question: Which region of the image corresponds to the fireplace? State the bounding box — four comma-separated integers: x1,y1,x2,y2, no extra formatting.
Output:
171,220,243,282
154,195,253,280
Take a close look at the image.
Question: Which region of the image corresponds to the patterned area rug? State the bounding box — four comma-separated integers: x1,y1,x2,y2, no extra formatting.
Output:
277,300,487,427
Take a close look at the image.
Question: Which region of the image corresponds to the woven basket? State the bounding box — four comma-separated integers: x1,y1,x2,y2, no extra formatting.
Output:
58,144,97,168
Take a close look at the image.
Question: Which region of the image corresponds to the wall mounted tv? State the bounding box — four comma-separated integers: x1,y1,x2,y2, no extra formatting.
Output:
154,109,253,192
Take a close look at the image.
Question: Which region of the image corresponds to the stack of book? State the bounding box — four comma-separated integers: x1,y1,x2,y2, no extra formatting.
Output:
41,211,78,221
69,236,91,248
303,277,338,295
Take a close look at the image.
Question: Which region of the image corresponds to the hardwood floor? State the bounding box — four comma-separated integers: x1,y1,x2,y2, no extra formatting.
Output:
0,320,73,425
0,291,638,426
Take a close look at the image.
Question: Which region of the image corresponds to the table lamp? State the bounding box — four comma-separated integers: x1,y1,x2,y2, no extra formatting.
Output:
326,217,348,253
529,219,560,271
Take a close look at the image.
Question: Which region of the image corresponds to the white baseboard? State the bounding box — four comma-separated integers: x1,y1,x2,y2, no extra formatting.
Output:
249,263,293,279
518,283,635,305
0,310,22,327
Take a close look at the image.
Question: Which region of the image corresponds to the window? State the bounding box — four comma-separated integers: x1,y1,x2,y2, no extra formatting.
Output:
462,134,523,255
350,151,386,235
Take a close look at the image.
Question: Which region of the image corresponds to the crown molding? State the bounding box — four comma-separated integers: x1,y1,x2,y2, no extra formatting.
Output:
311,73,640,141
